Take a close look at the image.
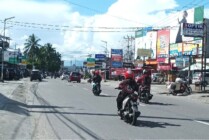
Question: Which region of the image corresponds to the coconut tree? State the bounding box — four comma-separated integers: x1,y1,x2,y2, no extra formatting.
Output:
24,34,41,68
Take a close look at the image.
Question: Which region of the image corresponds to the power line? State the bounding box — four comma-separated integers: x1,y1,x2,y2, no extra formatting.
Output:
152,0,206,27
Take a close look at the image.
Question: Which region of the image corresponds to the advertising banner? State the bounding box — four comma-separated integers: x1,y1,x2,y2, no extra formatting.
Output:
169,6,204,44
147,31,157,59
135,29,157,59
170,44,179,57
111,49,123,55
137,49,151,57
112,61,123,68
157,29,170,63
111,49,123,68
111,55,122,61
182,23,204,37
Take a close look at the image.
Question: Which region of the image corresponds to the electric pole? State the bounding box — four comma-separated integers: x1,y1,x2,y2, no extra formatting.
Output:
123,35,135,63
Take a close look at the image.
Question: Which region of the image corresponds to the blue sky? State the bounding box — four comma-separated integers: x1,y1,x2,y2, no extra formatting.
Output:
0,0,209,66
63,0,117,16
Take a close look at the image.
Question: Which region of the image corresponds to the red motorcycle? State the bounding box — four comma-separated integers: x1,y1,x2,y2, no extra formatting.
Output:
115,84,140,126
138,85,153,104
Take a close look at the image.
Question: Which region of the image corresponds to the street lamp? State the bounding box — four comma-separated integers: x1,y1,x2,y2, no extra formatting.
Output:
101,40,108,82
1,16,15,82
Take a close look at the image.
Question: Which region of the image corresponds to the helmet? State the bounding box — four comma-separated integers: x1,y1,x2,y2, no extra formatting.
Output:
143,69,148,75
124,70,134,79
95,70,99,75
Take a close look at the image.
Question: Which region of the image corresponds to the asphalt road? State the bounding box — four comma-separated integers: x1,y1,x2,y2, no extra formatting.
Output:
1,78,209,139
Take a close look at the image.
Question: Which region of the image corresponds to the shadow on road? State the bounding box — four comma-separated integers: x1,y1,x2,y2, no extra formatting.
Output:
29,110,118,117
137,120,181,128
0,93,29,116
0,93,74,116
148,101,175,106
99,94,117,97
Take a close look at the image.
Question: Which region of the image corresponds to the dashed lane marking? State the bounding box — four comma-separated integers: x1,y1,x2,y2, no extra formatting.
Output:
194,120,209,126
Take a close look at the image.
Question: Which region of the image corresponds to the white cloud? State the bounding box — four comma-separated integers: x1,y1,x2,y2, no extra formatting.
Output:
1,0,208,64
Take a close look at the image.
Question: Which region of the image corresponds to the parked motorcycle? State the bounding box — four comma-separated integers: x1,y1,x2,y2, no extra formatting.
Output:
138,86,153,103
92,82,101,96
167,80,192,95
115,87,141,126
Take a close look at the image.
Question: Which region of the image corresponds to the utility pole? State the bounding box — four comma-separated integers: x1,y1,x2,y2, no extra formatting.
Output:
101,40,107,82
124,35,135,63
1,16,15,82
14,43,17,68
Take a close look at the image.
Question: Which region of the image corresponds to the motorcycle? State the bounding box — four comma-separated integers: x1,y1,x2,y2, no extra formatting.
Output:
138,86,153,104
167,80,192,96
116,87,141,126
92,82,101,96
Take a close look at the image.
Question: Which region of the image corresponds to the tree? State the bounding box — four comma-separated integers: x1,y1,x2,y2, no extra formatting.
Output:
24,34,41,67
23,35,62,72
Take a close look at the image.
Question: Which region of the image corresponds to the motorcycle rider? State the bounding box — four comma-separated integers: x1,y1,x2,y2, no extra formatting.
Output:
136,69,152,98
92,70,102,92
116,70,138,114
169,74,186,94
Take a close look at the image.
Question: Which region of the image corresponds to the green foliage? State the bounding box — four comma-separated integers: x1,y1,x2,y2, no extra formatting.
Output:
24,34,61,72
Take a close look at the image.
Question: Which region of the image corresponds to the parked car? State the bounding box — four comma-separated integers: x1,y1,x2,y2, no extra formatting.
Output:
7,68,16,80
151,73,164,82
30,69,42,81
192,72,209,86
61,72,69,80
68,71,81,83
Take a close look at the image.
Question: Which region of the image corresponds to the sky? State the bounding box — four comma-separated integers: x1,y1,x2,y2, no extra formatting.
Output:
0,0,209,66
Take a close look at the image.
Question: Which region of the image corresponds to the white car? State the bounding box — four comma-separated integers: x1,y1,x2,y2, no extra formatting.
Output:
61,73,69,80
192,72,209,86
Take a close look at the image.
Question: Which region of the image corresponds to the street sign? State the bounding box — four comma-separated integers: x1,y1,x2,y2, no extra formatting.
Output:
86,62,95,67
95,54,106,59
87,58,95,62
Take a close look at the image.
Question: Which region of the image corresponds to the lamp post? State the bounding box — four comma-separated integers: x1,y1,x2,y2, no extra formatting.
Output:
1,16,15,82
101,40,108,82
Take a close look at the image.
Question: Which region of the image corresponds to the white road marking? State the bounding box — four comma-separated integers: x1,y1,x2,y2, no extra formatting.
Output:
194,120,209,126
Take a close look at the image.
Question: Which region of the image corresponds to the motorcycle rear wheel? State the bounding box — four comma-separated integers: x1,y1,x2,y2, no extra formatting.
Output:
131,111,137,126
185,87,192,95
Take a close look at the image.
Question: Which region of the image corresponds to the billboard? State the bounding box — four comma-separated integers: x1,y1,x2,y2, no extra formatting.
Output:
111,49,123,68
169,44,179,57
170,6,204,44
157,29,170,63
182,23,204,37
4,50,22,64
135,29,157,59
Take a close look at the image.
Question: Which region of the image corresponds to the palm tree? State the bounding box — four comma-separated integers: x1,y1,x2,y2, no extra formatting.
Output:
24,34,41,67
